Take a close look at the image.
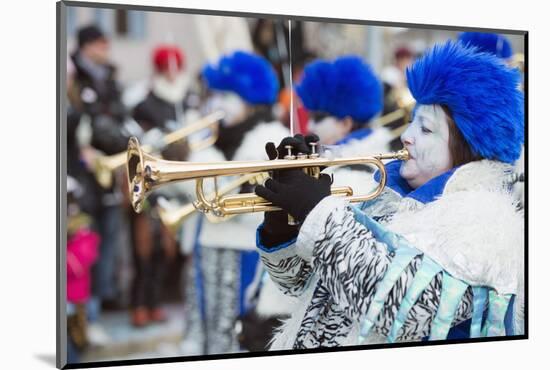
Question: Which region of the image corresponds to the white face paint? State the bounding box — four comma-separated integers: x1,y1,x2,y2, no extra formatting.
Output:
399,104,453,189
205,92,247,126
309,116,350,145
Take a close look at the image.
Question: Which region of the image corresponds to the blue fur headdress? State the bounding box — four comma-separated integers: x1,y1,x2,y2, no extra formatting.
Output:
202,51,279,105
458,32,513,59
296,56,382,123
406,41,524,163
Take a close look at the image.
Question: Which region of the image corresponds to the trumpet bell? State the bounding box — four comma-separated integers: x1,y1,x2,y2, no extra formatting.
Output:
97,111,223,190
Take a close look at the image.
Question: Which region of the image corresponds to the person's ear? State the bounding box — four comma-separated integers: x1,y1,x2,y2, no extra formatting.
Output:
342,117,354,134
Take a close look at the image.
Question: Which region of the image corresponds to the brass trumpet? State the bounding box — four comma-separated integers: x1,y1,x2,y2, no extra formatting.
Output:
157,172,269,233
93,111,224,188
127,136,410,216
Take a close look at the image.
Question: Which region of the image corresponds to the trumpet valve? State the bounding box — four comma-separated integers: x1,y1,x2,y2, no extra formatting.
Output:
283,145,296,160
309,142,319,159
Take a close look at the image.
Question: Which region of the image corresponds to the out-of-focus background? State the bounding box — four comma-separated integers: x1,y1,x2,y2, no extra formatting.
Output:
64,4,524,365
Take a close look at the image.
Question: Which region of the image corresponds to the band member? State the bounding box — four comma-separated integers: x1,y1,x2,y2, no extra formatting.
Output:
297,56,387,149
128,45,191,327
180,51,290,354
295,56,392,193
254,41,524,348
132,45,190,133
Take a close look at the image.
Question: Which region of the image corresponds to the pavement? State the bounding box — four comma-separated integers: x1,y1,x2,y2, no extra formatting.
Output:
81,304,187,362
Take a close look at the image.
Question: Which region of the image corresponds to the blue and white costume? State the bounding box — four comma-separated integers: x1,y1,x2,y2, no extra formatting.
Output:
257,158,523,348
179,51,293,355
256,41,524,349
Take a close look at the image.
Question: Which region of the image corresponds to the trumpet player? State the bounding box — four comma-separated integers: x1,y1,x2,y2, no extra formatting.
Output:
180,51,290,354
254,41,524,348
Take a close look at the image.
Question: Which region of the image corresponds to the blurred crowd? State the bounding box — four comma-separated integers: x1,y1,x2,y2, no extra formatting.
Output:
64,14,524,364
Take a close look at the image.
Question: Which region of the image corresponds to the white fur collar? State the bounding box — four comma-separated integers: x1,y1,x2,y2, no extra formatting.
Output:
385,160,523,295
232,121,290,162
151,73,189,104
271,160,525,348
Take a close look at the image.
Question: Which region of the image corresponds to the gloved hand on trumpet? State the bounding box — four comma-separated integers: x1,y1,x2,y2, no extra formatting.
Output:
255,134,333,247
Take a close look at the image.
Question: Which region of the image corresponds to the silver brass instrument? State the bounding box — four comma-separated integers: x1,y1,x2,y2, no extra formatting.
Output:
93,111,224,188
127,136,410,217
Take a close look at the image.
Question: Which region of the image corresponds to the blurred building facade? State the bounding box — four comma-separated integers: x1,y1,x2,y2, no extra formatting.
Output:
67,7,524,86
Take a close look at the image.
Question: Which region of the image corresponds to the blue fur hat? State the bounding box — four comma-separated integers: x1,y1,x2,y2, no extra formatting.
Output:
202,51,279,105
406,41,524,163
458,32,513,59
296,56,382,123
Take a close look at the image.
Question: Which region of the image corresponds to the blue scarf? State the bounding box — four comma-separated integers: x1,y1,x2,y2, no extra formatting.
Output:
374,160,457,204
335,127,373,146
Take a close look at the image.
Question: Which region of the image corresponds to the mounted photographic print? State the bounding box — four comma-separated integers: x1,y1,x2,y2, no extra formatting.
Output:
56,0,527,368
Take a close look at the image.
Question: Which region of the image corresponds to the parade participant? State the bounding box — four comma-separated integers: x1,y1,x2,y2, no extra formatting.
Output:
128,45,192,327
297,56,385,148
254,41,524,348
70,25,131,316
296,55,392,193
179,51,290,355
132,45,190,133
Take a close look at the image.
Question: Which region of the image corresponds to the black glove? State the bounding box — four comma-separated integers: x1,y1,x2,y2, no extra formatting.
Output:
256,171,332,223
258,134,319,248
265,133,320,161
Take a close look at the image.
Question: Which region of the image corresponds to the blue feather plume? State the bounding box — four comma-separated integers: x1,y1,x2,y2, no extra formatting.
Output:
296,56,382,123
458,32,513,59
406,41,524,163
202,51,279,105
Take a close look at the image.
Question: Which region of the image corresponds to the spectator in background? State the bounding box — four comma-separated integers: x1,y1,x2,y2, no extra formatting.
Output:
380,47,416,151
252,20,308,91
381,47,414,91
66,177,100,363
70,25,131,323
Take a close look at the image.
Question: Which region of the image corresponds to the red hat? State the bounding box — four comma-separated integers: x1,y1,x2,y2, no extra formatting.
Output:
153,45,185,73
395,47,413,60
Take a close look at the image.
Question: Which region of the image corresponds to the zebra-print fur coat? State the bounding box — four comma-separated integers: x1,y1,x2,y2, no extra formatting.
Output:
257,159,524,349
